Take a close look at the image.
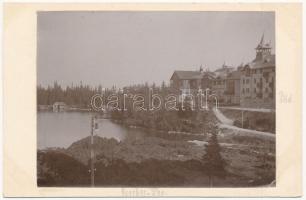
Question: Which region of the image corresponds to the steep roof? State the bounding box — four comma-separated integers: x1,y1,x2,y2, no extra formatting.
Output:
214,66,234,73
249,54,275,69
202,71,216,79
227,70,241,79
256,33,272,49
214,66,234,79
171,70,203,80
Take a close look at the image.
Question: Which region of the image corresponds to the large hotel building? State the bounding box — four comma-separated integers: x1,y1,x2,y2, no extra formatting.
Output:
170,34,275,109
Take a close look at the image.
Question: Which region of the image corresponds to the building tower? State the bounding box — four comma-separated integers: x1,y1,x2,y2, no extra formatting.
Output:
254,33,272,62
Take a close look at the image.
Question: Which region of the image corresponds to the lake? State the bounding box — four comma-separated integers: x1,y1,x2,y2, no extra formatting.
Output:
37,111,145,149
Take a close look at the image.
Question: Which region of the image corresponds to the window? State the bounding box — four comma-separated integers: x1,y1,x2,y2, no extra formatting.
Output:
183,80,190,89
271,77,274,94
263,72,269,78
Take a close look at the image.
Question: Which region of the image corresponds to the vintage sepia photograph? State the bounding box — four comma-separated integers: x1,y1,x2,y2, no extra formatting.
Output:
37,11,276,187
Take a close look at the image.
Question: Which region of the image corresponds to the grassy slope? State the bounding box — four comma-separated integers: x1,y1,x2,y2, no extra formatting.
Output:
38,133,275,187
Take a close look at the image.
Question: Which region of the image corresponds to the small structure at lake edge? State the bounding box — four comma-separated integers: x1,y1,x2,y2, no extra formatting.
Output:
53,102,66,112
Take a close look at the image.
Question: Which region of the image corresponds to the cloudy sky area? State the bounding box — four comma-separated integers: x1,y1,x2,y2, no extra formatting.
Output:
37,11,275,88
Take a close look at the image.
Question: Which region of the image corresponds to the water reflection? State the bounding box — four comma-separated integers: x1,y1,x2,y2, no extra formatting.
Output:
37,111,144,149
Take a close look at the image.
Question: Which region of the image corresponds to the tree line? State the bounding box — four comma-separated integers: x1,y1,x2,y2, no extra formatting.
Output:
37,81,171,107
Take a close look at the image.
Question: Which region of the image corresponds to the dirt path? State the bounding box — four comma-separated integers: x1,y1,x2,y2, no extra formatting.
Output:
212,108,275,139
212,107,234,125
218,106,275,113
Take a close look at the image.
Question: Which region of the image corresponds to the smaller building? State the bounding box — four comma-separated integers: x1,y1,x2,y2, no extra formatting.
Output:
53,102,66,112
201,70,215,90
170,66,216,104
170,70,203,95
211,63,234,103
224,69,242,105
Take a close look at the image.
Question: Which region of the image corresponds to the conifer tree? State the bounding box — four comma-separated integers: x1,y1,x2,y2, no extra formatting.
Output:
202,124,226,187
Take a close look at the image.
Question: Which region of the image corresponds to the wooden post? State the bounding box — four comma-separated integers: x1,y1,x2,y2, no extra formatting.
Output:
90,116,95,187
241,110,244,128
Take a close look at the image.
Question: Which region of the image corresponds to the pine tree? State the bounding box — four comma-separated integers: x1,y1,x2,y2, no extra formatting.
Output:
202,124,226,187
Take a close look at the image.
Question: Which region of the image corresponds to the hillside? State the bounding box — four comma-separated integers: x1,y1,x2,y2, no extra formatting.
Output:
38,134,275,187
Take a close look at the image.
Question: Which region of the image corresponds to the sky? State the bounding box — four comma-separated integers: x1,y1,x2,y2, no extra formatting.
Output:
37,11,275,88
